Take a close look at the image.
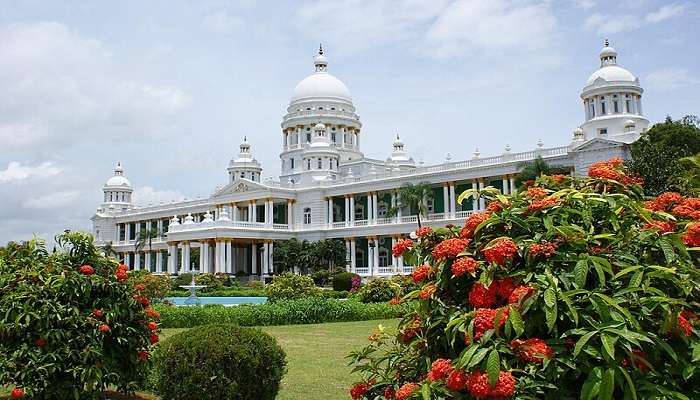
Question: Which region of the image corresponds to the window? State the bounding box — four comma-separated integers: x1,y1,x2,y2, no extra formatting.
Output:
589,102,595,118
318,158,323,169
303,208,312,224
379,249,389,267
613,95,619,113
306,133,311,142
331,132,336,142
600,98,607,114
625,96,632,113
291,158,295,169
598,128,608,136
240,172,245,178
319,106,323,110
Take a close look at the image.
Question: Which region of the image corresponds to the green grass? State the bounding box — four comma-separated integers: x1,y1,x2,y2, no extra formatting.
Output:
2,318,399,400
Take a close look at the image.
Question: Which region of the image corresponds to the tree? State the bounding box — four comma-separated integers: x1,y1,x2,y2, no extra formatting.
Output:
516,155,568,187
313,239,346,271
273,239,347,274
134,227,159,253
100,241,118,258
671,154,700,196
387,182,434,228
628,115,700,196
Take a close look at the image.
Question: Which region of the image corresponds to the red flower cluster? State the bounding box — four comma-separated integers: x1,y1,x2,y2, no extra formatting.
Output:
145,307,161,319
508,285,535,305
461,212,491,238
389,297,401,305
486,201,507,213
93,309,104,318
412,264,431,283
427,358,454,382
432,238,471,260
395,383,419,400
621,349,648,371
35,338,46,347
529,241,558,258
446,369,469,391
134,294,150,306
527,197,558,213
642,220,676,233
415,226,433,237
469,282,497,308
99,324,110,333
465,370,516,399
419,283,437,300
350,383,369,399
645,192,700,220
483,238,518,266
551,174,567,183
399,318,422,343
137,351,150,362
383,386,395,399
10,388,24,399
135,283,146,291
116,264,128,282
471,307,509,341
678,312,694,337
392,239,413,257
511,338,554,363
79,265,95,275
588,158,624,181
147,321,158,331
682,223,700,247
150,333,159,344
451,257,479,276
526,187,548,199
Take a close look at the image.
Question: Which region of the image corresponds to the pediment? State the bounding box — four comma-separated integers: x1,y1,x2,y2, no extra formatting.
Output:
571,138,625,152
212,178,272,198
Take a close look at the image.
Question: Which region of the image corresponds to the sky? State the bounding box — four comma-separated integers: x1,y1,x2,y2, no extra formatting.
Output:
0,0,698,245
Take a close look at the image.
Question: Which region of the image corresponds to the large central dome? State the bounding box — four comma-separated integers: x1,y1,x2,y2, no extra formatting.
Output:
289,49,352,104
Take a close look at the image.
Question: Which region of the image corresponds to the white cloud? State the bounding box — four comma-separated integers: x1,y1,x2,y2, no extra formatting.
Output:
572,0,595,9
584,3,689,35
646,67,700,91
24,190,81,209
202,10,244,34
296,0,557,57
645,3,687,23
132,186,186,207
0,22,191,151
0,161,62,183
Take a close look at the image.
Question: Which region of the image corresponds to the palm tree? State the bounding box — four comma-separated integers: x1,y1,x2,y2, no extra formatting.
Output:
134,227,159,253
386,182,434,228
516,156,568,187
101,241,118,258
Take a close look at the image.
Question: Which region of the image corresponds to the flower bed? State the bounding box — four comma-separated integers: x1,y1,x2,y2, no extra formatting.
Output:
155,298,401,328
349,160,700,399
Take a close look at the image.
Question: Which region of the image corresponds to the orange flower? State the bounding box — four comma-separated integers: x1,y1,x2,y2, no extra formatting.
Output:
451,257,479,276
432,238,470,260
419,283,437,300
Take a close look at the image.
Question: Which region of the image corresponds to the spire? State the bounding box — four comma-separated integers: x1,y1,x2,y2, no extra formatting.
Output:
114,161,123,176
604,38,609,47
599,38,617,67
319,43,323,55
314,44,328,72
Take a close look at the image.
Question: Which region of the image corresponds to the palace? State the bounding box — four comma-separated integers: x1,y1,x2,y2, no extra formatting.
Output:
92,41,649,278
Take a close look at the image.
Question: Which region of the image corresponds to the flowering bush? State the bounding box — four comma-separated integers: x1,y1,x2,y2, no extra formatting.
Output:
357,278,402,303
350,161,700,399
127,270,172,301
334,272,362,292
0,232,160,399
265,272,320,302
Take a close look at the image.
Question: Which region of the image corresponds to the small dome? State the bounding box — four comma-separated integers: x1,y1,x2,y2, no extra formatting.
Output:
291,73,352,103
600,45,617,58
586,65,637,86
314,122,326,130
624,119,636,126
573,127,584,135
105,175,131,187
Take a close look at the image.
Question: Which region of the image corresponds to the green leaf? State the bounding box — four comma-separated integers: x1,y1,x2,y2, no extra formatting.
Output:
598,368,615,400
601,332,616,360
617,366,637,400
559,291,579,325
692,343,700,363
468,348,490,368
544,288,557,308
545,304,557,332
581,367,602,400
574,258,589,287
628,271,643,288
508,306,524,337
487,349,500,387
574,331,597,357
421,383,431,400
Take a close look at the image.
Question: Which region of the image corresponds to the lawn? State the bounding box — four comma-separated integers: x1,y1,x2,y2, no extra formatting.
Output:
1,318,399,400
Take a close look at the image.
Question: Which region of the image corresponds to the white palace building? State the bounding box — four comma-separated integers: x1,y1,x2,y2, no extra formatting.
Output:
92,41,649,278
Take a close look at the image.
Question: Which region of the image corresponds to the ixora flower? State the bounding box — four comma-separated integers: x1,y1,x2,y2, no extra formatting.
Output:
622,349,649,371
34,338,47,347
415,226,433,237
395,383,419,400
419,283,437,300
508,285,535,305
511,338,554,363
389,297,401,305
526,186,548,199
93,309,104,318
383,386,395,399
642,220,676,233
137,351,150,362
678,313,694,337
451,257,479,276
588,159,624,181
150,333,160,344
682,223,700,247
79,265,95,275
469,282,497,308
529,241,558,258
134,283,146,291
411,264,431,283
145,307,161,319
461,212,491,238
466,370,516,399
482,238,518,266
350,383,369,399
432,238,471,260
392,239,413,257
427,358,454,382
99,324,110,333
147,321,158,330
527,197,558,213
10,387,24,399
470,307,510,341
446,369,469,391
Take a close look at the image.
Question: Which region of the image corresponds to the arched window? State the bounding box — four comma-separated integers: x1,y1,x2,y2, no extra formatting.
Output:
291,158,295,169
317,158,323,169
379,249,389,267
589,101,595,118
612,95,619,113
600,97,607,114
625,95,632,113
306,159,311,170
303,208,312,224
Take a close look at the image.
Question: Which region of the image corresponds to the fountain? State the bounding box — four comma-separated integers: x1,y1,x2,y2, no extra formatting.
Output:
179,274,207,306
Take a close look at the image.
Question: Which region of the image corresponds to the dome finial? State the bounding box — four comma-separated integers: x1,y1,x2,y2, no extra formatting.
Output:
319,43,323,55
604,38,609,47
244,135,247,142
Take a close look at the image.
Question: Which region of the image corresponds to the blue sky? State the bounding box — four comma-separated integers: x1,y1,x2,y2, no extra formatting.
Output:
0,0,698,244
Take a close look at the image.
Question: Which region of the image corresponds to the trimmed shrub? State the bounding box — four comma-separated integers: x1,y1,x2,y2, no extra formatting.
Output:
167,287,266,297
171,272,193,289
311,269,332,286
245,280,265,289
127,271,171,301
333,272,361,292
319,289,350,299
155,298,400,328
357,278,400,303
349,161,700,399
265,272,320,302
194,273,225,292
0,232,160,398
152,324,286,400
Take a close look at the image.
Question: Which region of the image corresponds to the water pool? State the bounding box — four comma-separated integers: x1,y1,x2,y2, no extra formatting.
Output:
166,296,268,306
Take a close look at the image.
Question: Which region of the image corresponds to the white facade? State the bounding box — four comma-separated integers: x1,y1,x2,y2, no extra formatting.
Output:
92,41,649,278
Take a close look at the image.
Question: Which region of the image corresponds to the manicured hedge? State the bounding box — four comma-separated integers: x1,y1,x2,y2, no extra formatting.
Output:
155,298,400,328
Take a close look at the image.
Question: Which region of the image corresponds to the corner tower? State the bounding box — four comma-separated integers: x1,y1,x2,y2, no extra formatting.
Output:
279,45,363,183
102,162,133,211
577,39,649,142
227,137,262,182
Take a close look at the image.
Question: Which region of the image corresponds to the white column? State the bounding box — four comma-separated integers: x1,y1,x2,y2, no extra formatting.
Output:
350,238,357,273
372,238,380,276
166,245,173,274
144,251,152,272
183,242,191,272
449,183,457,218
232,204,239,222
391,237,397,272
198,244,205,272
478,180,486,210
349,196,355,225
262,242,269,275
171,243,179,275
397,193,403,221
214,241,221,273
248,202,253,222
472,181,479,211
344,196,350,226
502,177,509,195
287,200,293,228
125,223,131,244
509,176,516,195
251,243,258,275
443,185,449,216
155,251,163,273
367,193,372,223
134,251,141,271
345,239,351,271
225,240,233,273
372,193,379,223
269,241,274,274
328,197,334,226
251,201,258,223
267,199,274,227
